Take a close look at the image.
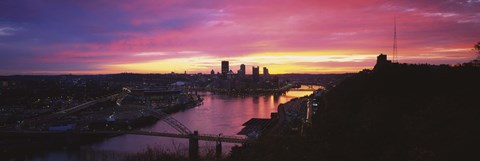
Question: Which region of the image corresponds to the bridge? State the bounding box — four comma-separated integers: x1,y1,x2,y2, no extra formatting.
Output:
127,104,248,160
8,91,247,161
1,130,247,144
288,88,317,91
274,84,321,95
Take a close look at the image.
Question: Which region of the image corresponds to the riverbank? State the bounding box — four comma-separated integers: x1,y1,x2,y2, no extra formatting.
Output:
189,88,282,97
190,84,318,97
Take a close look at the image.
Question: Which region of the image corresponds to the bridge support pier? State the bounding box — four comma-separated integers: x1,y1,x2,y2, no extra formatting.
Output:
216,141,222,159
189,131,199,161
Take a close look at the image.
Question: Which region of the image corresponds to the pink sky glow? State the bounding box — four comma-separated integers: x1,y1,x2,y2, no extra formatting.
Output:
1,0,479,75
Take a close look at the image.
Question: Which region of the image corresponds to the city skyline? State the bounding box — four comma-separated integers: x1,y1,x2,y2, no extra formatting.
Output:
1,0,480,75
215,60,270,76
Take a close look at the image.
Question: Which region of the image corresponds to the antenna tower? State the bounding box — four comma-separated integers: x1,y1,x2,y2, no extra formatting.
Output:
392,16,398,63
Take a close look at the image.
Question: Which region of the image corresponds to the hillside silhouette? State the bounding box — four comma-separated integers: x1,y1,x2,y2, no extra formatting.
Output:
228,59,480,161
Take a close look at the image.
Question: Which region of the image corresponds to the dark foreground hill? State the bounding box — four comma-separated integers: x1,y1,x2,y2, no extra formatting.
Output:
228,63,480,161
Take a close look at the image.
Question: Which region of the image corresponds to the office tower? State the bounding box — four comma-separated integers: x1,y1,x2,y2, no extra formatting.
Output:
238,64,246,76
252,66,259,81
221,61,229,78
263,67,269,76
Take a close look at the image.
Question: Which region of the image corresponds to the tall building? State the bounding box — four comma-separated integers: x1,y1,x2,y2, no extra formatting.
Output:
210,69,215,75
221,61,229,77
252,66,260,81
238,64,246,76
263,67,269,76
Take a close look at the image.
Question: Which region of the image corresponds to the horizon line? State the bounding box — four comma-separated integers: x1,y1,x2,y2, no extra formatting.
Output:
0,72,357,77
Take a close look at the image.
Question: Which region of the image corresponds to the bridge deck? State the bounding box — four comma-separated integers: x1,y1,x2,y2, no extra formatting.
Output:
0,130,248,143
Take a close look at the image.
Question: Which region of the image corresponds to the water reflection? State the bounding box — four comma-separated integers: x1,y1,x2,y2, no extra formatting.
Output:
93,90,315,152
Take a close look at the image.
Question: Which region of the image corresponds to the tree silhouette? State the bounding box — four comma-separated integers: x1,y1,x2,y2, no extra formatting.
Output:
475,41,480,59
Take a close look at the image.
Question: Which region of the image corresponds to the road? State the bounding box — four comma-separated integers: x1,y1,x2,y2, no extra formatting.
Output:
20,92,127,128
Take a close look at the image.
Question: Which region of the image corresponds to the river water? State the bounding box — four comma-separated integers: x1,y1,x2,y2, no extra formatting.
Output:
29,85,319,161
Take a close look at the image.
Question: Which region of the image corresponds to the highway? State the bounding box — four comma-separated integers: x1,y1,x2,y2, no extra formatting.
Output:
21,92,127,128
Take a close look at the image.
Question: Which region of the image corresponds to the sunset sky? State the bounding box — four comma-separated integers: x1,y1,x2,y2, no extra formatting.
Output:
1,0,479,75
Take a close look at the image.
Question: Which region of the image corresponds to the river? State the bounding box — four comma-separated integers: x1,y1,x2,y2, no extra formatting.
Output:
28,85,320,161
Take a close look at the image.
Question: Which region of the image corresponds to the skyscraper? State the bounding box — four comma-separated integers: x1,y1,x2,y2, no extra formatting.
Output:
210,69,215,75
263,67,269,76
252,66,259,81
238,64,246,76
221,61,229,78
